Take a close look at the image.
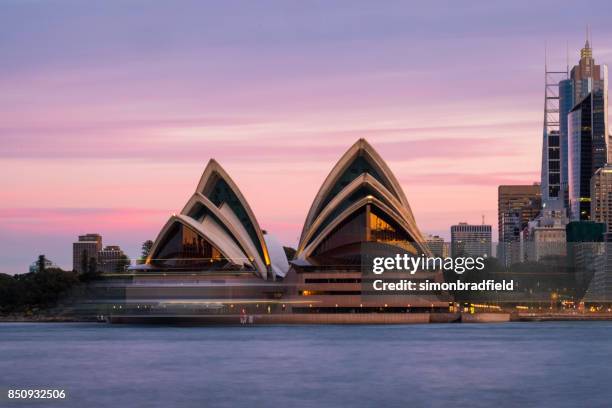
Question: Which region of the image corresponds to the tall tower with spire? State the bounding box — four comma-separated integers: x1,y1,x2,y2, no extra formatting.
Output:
566,27,609,220
539,28,609,222
570,26,606,105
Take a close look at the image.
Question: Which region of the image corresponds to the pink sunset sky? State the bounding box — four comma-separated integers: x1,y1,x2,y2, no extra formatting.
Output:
2,1,612,273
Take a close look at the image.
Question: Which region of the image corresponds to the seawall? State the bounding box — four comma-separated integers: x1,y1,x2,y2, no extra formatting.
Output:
108,312,512,325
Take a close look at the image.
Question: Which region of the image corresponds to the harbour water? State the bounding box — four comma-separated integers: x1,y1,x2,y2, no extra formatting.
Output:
1,322,612,407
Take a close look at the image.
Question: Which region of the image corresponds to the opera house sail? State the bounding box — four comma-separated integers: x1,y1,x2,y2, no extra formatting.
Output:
297,138,431,265
289,139,449,316
144,159,288,280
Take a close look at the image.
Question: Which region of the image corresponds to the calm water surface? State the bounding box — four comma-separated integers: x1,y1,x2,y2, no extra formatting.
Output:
1,322,612,408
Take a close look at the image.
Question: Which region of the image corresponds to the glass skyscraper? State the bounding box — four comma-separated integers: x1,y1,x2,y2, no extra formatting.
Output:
559,78,574,207
568,90,607,220
563,35,608,220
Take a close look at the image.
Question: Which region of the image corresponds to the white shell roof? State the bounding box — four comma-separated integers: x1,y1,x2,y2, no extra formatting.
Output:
263,233,290,278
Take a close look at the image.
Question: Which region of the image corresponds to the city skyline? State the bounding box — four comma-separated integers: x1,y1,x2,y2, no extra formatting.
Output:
2,1,612,273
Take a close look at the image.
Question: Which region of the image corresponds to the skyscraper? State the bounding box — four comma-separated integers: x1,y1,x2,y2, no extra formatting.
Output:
541,68,565,210
570,33,608,113
532,53,573,262
450,223,492,258
568,90,607,220
559,78,574,207
549,30,609,214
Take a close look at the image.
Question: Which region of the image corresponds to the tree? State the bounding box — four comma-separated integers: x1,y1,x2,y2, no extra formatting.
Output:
0,269,79,314
138,240,154,264
115,254,131,273
0,273,18,310
37,254,47,273
87,257,98,276
141,240,153,258
80,249,88,274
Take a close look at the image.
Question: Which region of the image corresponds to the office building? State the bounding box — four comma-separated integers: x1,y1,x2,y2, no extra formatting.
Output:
450,223,492,258
570,34,608,116
498,185,541,242
566,220,606,243
498,185,541,265
559,78,574,207
591,165,612,232
566,33,609,220
73,233,103,273
583,232,612,304
568,90,608,220
541,128,562,209
521,216,567,262
550,31,609,211
425,234,448,258
500,212,521,265
567,221,606,293
98,245,128,273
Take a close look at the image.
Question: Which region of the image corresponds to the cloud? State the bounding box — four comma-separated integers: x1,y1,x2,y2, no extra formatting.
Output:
0,123,524,162
400,171,539,186
0,207,168,234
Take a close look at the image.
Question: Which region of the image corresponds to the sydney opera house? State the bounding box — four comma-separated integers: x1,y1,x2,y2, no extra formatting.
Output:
111,139,451,324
